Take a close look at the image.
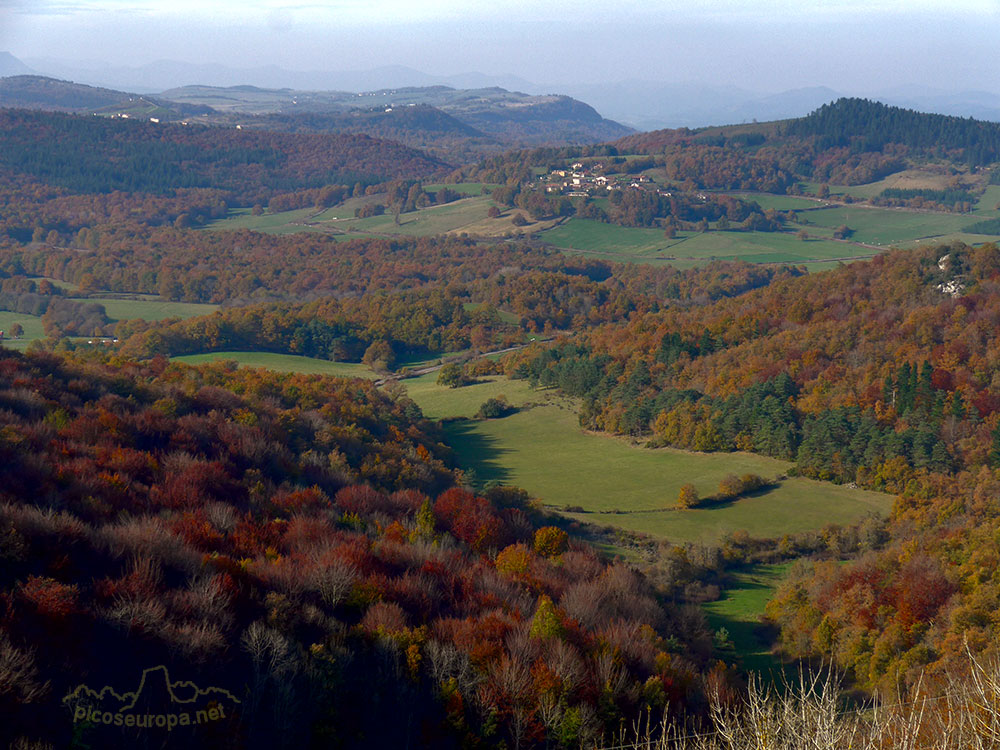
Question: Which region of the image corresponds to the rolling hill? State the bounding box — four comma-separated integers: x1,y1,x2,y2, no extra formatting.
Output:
159,83,634,146
0,107,448,196
0,75,212,117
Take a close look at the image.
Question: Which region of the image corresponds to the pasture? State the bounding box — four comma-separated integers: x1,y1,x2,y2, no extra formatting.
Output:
170,351,378,378
343,196,495,236
791,204,972,246
542,219,867,265
76,297,219,322
541,219,669,256
703,563,794,674
971,185,1000,217
200,181,999,263
721,192,825,211
403,374,893,545
203,195,556,239
0,312,46,349
423,183,499,196
202,207,327,235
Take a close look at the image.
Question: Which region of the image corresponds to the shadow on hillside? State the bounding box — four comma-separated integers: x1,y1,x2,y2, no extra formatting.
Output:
440,419,513,488
693,483,781,511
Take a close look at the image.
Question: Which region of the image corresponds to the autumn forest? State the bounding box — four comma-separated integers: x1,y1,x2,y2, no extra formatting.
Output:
3,92,1000,749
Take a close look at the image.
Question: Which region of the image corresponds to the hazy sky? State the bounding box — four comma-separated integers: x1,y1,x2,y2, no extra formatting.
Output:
3,0,1000,92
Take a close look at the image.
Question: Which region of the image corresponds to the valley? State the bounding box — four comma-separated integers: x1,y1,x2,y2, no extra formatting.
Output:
4,75,1000,748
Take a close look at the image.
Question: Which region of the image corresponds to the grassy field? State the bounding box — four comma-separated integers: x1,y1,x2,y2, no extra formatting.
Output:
703,563,794,674
342,197,561,239
202,207,327,234
424,183,499,196
344,196,495,236
462,302,521,325
971,185,1000,217
0,298,218,350
203,195,556,240
542,219,670,256
405,373,565,419
0,312,46,349
403,374,893,545
76,297,219,322
36,276,79,292
665,230,862,263
542,219,866,265
170,351,378,378
200,182,999,264
895,232,1000,249
721,193,825,211
799,169,981,201
792,204,972,246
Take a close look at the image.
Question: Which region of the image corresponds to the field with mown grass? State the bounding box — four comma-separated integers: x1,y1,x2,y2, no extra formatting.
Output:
170,351,378,377
703,563,795,674
403,373,893,545
73,297,219,321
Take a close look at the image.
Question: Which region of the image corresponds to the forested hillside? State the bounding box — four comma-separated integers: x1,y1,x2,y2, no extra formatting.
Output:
500,240,1000,692
786,98,1000,166
0,347,723,749
0,109,446,197
5,90,1000,748
479,98,1000,195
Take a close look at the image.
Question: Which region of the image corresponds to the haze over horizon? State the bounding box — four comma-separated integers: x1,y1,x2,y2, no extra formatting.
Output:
3,0,999,94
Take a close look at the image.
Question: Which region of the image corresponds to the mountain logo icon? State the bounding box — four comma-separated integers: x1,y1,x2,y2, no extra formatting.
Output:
63,665,240,731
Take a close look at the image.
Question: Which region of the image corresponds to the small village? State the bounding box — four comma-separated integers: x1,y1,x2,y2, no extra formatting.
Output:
532,161,712,203
538,161,654,197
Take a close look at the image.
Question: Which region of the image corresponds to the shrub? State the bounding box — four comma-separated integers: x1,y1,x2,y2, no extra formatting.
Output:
529,595,565,640
476,396,514,419
437,363,469,388
534,527,569,558
361,601,408,636
19,576,80,619
718,474,743,500
719,473,766,500
676,484,699,509
495,543,532,577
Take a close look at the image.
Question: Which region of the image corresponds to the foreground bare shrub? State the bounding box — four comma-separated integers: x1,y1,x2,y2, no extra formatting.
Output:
615,649,1000,750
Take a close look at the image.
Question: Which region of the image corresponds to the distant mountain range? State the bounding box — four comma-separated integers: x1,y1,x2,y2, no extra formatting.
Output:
0,76,211,117
558,81,1000,130
0,73,633,161
17,55,538,98
0,52,35,78
5,51,1000,131
168,84,630,144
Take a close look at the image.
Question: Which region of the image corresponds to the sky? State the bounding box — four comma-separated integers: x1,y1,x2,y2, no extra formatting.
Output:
2,0,1000,93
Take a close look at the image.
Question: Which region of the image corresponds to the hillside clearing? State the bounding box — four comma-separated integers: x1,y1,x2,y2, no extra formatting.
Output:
403,374,893,545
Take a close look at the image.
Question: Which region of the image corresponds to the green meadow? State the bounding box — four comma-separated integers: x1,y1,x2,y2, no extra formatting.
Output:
462,302,521,325
342,196,493,236
791,204,972,246
971,185,1000,217
720,192,825,211
202,195,533,240
199,181,999,264
541,219,670,256
403,374,893,545
423,183,499,196
76,297,219,322
170,351,378,378
0,312,46,349
703,563,794,674
202,207,327,235
542,218,865,265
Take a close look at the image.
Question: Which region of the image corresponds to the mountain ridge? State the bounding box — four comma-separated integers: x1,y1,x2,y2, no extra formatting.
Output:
15,53,1000,129
0,76,632,158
